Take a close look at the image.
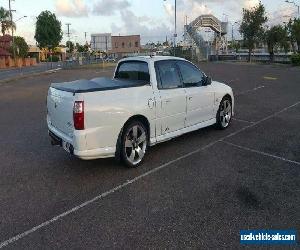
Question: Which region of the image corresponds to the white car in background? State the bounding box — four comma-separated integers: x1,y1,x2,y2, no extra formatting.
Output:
47,56,234,167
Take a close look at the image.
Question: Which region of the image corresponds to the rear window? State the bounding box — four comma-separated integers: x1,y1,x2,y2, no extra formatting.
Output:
115,61,150,82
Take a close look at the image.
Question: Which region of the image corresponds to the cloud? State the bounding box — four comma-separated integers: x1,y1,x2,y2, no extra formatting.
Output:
244,0,260,9
93,0,130,16
161,0,265,41
111,10,172,43
267,4,295,26
164,0,212,25
55,0,89,17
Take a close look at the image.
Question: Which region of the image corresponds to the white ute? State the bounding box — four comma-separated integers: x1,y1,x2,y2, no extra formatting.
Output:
47,56,234,167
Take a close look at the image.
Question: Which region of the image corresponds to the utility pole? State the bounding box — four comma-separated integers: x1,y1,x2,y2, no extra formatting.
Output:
84,32,87,42
8,0,16,62
66,23,71,54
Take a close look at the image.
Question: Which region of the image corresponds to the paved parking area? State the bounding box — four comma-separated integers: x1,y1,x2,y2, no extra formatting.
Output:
0,62,299,248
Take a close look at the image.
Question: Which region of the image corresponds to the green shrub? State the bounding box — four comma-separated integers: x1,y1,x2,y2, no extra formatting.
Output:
291,53,300,66
47,55,60,62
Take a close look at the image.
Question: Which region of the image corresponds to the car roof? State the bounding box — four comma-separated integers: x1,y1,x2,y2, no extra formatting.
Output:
119,56,188,63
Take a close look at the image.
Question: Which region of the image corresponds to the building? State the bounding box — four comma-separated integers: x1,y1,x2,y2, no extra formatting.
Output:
109,35,141,59
90,33,112,52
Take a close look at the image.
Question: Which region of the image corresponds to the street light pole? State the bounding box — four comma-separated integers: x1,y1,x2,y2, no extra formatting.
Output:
174,0,177,56
15,15,27,23
231,23,234,42
164,0,177,56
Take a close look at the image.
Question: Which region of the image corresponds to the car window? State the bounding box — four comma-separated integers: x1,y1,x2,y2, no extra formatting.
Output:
115,61,150,82
177,61,204,87
155,60,182,89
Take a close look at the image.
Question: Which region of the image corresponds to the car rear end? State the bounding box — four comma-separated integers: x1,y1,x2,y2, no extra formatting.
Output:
47,87,86,156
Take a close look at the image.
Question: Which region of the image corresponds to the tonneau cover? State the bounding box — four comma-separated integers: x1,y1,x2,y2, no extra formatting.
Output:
50,77,149,93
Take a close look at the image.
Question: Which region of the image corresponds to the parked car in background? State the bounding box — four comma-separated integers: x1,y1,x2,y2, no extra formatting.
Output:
47,56,234,167
105,57,116,62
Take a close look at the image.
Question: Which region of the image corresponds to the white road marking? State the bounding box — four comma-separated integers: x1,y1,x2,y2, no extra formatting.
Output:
0,100,300,248
236,85,265,96
232,118,254,124
263,76,277,80
95,70,112,74
221,141,300,166
45,68,62,74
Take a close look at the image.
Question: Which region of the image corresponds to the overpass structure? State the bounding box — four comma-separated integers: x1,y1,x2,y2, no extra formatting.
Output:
184,14,228,60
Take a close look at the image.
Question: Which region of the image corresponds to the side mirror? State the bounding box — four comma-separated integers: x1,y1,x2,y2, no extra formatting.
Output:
204,76,212,86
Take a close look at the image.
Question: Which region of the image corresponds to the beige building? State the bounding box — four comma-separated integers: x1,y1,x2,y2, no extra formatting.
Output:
109,35,141,59
91,33,112,52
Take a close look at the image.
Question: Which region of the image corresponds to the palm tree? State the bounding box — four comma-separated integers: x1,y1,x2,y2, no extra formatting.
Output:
0,7,16,36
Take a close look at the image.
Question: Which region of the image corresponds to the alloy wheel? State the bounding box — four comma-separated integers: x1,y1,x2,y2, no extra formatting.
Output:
124,124,147,165
219,99,232,128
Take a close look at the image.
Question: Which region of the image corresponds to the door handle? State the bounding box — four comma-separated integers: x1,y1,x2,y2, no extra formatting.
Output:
188,96,193,101
165,100,171,104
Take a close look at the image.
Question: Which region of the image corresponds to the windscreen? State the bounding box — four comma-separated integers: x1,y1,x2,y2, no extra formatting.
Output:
115,61,150,82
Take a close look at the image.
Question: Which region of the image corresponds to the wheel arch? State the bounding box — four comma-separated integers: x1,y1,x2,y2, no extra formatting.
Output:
223,93,234,116
122,115,150,140
223,93,232,103
217,93,233,112
115,114,151,161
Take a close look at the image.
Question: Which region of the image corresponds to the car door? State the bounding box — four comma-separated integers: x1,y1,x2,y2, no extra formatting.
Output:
155,60,187,136
176,60,215,127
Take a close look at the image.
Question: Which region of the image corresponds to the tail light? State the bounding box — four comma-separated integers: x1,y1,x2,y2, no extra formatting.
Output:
73,101,84,130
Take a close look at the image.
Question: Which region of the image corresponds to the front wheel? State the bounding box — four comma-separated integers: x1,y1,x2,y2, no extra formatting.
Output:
120,121,148,168
216,97,232,129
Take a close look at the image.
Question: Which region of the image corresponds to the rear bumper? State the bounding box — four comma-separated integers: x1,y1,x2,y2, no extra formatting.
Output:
74,147,115,160
48,125,116,160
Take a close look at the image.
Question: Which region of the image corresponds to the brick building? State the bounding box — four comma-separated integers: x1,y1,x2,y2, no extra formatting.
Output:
90,33,141,59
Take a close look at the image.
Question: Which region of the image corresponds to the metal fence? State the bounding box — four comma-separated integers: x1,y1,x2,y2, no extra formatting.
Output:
209,53,292,63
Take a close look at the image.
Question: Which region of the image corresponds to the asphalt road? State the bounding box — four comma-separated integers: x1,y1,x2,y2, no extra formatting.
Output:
0,62,299,249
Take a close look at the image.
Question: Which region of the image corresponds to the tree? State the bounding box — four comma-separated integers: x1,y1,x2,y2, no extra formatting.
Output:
34,11,62,49
240,2,267,62
9,36,29,58
66,41,74,53
163,40,169,47
289,18,300,53
0,6,15,36
76,43,89,53
265,25,289,62
229,41,241,53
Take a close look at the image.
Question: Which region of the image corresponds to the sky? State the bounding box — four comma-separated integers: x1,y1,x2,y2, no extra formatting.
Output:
0,0,298,45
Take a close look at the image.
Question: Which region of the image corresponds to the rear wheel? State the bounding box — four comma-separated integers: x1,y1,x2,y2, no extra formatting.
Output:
120,121,148,168
216,97,232,129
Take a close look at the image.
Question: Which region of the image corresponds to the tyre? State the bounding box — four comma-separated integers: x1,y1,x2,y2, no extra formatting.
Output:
216,96,232,130
119,120,148,168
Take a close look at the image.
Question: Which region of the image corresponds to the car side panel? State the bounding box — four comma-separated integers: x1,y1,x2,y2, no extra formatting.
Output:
185,85,215,126
83,85,156,151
